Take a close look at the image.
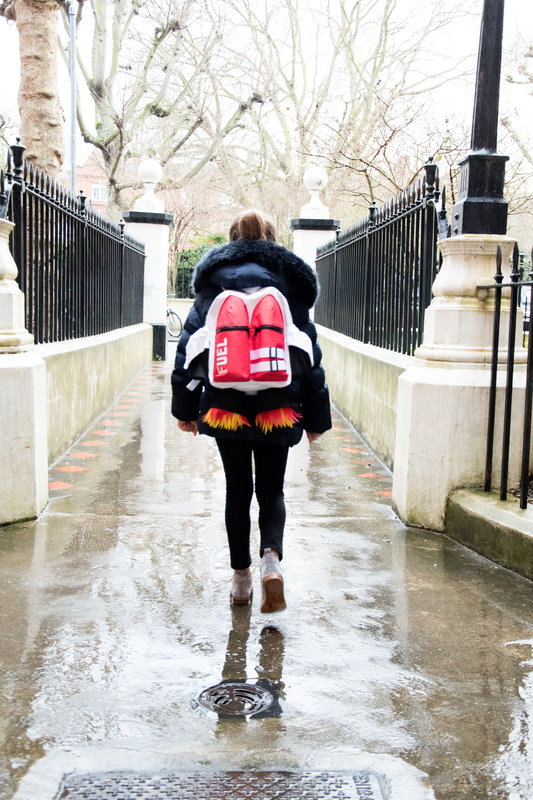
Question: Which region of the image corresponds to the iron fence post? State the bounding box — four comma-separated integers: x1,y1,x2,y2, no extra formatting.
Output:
9,142,26,322
484,245,503,492
419,159,438,347
79,190,88,338
500,243,520,500
119,218,125,328
519,246,533,508
332,227,339,332
363,203,377,344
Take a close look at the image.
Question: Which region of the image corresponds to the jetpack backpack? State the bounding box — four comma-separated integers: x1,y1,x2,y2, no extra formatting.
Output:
184,286,314,394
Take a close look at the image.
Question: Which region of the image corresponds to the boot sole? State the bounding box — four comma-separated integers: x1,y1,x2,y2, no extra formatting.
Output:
230,589,253,605
261,575,286,613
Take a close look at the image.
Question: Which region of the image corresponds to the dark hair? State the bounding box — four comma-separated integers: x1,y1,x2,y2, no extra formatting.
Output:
229,209,276,242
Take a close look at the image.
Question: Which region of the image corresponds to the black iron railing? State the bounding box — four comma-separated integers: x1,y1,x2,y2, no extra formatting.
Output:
315,159,447,355
484,243,533,508
0,141,145,344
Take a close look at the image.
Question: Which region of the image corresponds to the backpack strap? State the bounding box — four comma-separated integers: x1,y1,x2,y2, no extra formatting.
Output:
184,326,209,370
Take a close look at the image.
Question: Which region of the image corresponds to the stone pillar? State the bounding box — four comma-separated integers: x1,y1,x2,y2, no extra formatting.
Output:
291,165,339,268
392,234,525,531
123,159,174,361
0,218,48,524
0,219,33,353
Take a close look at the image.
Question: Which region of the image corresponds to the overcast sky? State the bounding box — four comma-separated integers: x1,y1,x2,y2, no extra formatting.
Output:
0,0,531,165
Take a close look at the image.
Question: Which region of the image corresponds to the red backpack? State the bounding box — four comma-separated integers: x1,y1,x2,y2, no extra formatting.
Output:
185,286,314,394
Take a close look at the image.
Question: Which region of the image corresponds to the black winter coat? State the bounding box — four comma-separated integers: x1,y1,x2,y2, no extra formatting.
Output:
171,239,332,446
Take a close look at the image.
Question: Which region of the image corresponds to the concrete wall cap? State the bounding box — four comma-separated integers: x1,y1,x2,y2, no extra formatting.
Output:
438,234,515,256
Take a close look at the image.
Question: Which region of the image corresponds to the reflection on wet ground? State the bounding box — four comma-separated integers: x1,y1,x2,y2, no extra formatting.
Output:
1,355,533,800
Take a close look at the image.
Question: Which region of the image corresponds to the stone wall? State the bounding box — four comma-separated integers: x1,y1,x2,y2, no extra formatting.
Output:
317,325,412,469
40,324,153,464
1,323,152,525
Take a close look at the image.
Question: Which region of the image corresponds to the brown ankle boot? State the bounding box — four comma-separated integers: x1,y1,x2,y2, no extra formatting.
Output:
260,549,286,613
230,569,253,605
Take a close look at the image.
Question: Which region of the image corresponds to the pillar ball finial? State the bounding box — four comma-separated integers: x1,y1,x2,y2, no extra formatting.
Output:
138,158,163,185
303,165,328,193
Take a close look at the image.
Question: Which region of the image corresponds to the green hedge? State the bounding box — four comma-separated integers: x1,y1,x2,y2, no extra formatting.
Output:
170,234,227,298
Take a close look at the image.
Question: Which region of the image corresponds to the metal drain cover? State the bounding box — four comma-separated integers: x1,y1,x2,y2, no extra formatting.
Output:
197,680,274,717
58,770,387,799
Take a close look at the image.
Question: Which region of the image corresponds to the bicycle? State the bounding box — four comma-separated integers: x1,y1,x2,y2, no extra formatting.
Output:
166,306,183,339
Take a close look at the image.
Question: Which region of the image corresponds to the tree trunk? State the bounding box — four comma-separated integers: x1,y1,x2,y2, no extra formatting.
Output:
15,0,64,177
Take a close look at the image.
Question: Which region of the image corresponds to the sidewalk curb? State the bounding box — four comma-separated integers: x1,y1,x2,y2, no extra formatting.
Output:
446,489,533,581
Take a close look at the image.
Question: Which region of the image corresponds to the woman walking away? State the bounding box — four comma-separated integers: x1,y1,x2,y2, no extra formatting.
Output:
171,209,332,612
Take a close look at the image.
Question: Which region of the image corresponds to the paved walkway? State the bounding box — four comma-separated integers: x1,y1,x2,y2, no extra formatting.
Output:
1,352,533,800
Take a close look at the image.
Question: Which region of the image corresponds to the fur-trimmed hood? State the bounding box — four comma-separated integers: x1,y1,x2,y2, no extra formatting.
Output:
192,239,318,309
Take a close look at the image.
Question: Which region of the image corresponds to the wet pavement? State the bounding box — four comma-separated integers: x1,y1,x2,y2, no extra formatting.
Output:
1,350,533,799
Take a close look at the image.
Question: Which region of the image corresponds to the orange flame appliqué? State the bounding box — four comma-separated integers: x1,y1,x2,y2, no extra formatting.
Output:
203,408,251,431
255,407,302,434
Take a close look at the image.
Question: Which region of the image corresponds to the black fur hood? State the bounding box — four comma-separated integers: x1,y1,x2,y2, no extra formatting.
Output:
192,239,318,309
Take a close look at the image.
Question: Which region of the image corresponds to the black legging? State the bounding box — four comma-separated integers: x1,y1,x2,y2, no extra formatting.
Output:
216,439,289,570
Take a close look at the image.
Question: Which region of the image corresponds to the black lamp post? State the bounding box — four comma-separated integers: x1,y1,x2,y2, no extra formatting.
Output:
451,0,508,236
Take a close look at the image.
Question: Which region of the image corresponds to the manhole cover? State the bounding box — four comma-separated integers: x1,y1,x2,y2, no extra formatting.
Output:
58,770,387,799
197,680,274,717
